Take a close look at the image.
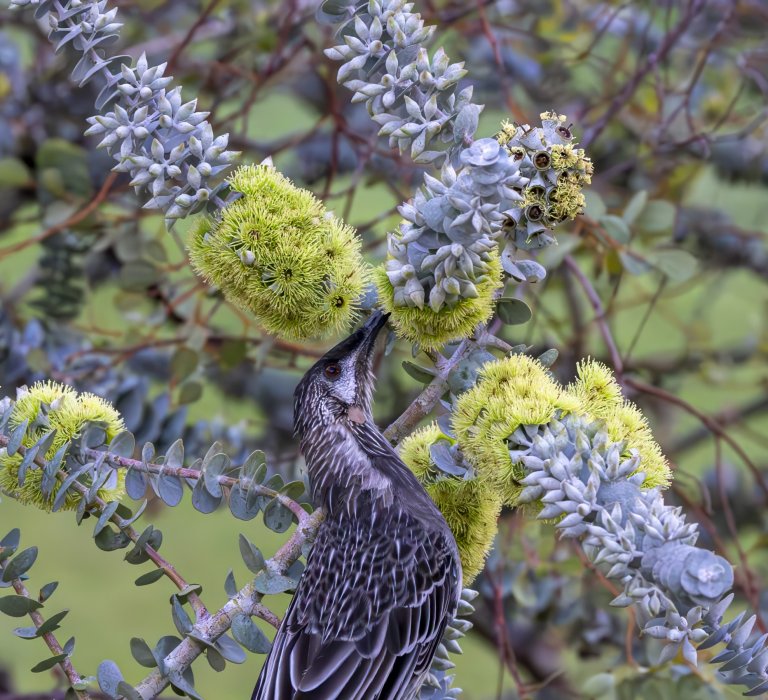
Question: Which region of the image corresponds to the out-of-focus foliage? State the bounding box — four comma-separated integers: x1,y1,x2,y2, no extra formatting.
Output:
0,0,766,698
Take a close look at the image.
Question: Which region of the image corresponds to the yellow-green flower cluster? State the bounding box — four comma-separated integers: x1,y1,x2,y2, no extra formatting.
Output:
452,355,582,505
452,356,670,506
399,423,501,584
568,359,670,488
0,382,125,511
189,164,369,340
375,251,502,351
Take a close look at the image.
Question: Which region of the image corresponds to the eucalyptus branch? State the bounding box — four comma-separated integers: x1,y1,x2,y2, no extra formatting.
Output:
0,433,210,621
515,413,768,694
132,510,323,700
318,1,591,366
0,423,322,699
0,426,315,629
83,446,309,524
6,576,90,700
384,338,470,444
8,0,238,223
412,350,768,695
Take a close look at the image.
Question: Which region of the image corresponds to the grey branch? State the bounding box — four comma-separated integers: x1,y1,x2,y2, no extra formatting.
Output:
133,510,324,699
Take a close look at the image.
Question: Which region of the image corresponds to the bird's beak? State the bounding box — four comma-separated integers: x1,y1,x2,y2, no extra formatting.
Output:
351,311,390,386
319,311,387,422
357,310,390,361
319,311,389,365
349,311,389,422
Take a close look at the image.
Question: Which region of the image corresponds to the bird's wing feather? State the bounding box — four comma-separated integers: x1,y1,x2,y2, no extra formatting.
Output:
252,506,459,700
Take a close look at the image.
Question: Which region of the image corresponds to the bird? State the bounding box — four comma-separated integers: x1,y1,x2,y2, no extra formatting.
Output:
252,311,462,700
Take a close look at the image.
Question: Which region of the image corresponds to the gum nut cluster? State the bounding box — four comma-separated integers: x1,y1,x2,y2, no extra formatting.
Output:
496,112,593,251
0,381,125,511
451,356,669,506
398,422,501,583
377,136,528,349
188,164,369,341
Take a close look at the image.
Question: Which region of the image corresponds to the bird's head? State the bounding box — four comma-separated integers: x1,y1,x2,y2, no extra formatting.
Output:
294,311,390,438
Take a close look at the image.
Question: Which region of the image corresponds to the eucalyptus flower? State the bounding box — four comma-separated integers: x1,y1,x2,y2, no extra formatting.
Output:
399,422,501,583
0,381,125,510
188,164,369,340
451,354,582,505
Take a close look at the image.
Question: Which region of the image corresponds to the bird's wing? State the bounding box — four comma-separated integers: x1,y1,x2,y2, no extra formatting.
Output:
252,507,459,700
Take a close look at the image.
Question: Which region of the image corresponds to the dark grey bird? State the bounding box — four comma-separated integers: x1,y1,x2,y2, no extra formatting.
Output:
252,311,462,700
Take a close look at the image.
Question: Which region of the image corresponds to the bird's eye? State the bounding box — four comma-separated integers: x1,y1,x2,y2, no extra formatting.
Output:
324,362,341,380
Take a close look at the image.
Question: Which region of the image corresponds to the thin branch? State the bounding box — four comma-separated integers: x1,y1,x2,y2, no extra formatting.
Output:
0,435,210,621
7,578,90,700
713,437,765,632
85,447,309,524
563,255,624,377
624,377,768,500
0,535,88,695
166,0,223,72
383,339,471,443
133,509,323,700
0,173,118,260
670,395,768,454
581,0,706,149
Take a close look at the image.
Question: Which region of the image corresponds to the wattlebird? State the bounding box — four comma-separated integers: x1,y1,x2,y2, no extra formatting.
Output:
252,311,461,700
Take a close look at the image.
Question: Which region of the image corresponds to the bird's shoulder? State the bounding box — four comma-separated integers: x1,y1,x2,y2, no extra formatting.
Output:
288,504,460,642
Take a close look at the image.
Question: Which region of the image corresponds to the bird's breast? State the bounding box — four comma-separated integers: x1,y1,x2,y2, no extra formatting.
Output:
303,424,394,511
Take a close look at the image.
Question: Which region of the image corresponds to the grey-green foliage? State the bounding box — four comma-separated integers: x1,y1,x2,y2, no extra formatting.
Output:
387,138,528,310
0,389,302,543
514,413,767,695
420,588,478,700
8,0,238,224
321,0,555,313
0,527,82,687
0,394,307,698
322,0,477,164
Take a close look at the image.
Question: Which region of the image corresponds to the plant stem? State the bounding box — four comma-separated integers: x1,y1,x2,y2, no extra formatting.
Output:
383,338,472,443
7,577,90,699
133,510,323,699
83,448,309,524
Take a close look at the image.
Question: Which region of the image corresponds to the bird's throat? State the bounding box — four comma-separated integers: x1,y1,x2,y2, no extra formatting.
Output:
347,405,366,424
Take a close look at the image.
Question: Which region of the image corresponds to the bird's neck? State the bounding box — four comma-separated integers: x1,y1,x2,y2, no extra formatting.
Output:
300,418,445,527
301,419,394,513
